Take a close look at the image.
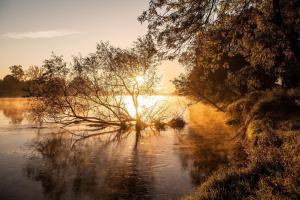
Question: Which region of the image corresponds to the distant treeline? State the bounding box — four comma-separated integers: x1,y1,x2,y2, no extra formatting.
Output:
0,65,42,97
0,75,29,97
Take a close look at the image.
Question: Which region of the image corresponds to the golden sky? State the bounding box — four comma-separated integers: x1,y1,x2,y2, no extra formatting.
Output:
0,0,184,93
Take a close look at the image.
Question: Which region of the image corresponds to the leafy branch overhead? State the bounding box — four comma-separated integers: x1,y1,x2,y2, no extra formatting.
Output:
141,0,300,107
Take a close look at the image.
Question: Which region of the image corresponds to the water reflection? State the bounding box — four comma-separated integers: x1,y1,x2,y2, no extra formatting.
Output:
0,98,235,200
176,128,230,185
24,130,156,199
178,103,234,185
0,98,29,124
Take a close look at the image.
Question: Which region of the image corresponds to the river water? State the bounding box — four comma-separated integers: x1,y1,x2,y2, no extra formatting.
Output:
0,98,234,200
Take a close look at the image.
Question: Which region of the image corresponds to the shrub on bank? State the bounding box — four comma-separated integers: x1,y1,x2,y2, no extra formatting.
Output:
185,131,299,200
185,88,300,200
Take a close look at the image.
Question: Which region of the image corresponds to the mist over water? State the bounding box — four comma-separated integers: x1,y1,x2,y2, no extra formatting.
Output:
0,97,234,200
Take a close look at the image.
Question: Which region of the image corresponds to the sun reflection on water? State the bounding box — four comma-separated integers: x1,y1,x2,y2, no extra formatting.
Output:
123,95,169,118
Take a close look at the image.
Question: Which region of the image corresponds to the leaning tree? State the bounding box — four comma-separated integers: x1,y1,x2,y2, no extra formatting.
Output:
31,36,167,132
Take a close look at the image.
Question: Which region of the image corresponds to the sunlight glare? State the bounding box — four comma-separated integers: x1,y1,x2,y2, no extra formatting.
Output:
124,96,168,118
136,75,145,85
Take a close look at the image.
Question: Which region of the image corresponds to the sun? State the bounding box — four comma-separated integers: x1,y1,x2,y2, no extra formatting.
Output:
136,75,145,85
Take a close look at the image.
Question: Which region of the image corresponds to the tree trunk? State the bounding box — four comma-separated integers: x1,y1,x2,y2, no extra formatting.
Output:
133,95,142,131
135,115,142,131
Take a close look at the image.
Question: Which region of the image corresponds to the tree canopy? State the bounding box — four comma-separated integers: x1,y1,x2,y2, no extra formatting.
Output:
140,0,300,105
9,65,25,81
31,36,167,131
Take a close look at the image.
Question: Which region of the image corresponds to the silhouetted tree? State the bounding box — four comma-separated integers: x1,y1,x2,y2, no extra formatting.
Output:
32,36,166,131
0,65,32,97
23,65,45,97
0,75,27,97
9,65,25,81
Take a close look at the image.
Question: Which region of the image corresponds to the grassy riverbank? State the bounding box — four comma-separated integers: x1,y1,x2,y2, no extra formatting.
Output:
185,88,300,200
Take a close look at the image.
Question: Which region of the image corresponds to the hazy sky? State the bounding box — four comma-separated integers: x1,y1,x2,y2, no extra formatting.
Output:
0,0,184,92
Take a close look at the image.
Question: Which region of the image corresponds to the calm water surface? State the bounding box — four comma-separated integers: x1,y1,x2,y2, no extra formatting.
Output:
0,98,234,200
